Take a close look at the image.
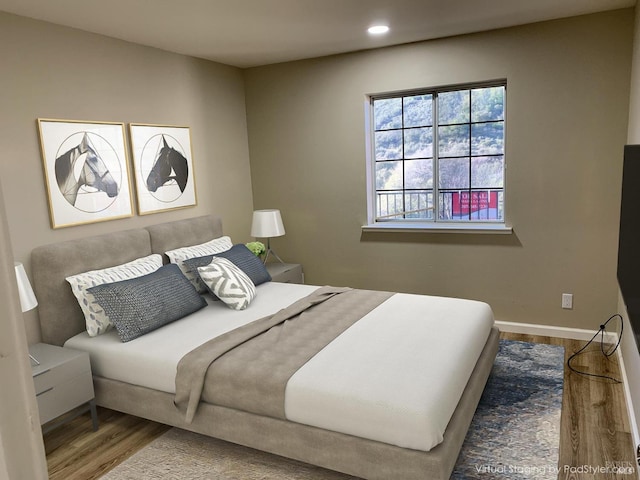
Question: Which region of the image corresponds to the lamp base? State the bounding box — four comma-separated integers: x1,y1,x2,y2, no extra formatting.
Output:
263,248,284,265
262,237,284,264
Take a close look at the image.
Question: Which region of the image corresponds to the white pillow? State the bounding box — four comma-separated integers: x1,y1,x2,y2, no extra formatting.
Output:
197,257,256,310
165,236,233,292
66,254,163,337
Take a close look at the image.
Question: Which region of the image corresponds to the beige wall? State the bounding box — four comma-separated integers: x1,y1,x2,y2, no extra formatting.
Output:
0,180,47,480
0,12,255,342
245,9,633,330
630,7,640,144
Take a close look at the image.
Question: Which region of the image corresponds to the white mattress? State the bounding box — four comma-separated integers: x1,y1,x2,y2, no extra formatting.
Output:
285,292,494,451
65,282,494,452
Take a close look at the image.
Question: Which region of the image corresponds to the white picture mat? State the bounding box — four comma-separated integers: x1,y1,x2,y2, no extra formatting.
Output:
38,119,133,228
129,124,197,215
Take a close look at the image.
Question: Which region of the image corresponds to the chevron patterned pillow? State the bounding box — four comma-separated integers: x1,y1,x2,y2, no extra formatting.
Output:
197,257,256,310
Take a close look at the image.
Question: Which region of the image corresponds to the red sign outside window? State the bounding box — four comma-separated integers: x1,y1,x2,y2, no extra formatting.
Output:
452,191,498,219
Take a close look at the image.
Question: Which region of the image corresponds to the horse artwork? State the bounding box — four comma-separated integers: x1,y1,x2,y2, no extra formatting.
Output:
38,119,132,228
145,135,189,197
130,124,196,214
54,132,119,209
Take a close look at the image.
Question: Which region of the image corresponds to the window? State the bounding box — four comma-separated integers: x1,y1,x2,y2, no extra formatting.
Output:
367,81,506,229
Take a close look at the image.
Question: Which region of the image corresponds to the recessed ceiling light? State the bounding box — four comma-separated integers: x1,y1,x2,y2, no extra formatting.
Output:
368,25,389,35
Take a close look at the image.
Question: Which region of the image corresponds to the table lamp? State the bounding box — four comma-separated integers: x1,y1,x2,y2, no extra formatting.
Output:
250,209,285,264
15,262,39,365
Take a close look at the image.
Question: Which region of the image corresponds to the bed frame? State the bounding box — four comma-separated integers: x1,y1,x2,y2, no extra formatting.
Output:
31,215,500,480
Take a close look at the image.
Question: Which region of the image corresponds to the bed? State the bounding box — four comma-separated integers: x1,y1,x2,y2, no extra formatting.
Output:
31,214,500,480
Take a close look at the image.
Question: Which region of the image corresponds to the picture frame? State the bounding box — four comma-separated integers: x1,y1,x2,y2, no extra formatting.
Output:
129,123,197,215
37,118,134,229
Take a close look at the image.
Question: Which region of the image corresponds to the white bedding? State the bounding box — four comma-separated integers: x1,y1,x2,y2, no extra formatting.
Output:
65,282,494,452
285,292,494,451
65,282,319,393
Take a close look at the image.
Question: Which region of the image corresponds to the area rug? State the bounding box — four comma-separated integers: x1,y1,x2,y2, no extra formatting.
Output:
100,340,564,480
451,340,564,479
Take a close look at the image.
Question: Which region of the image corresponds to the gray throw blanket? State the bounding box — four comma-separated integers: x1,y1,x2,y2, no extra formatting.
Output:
174,286,393,423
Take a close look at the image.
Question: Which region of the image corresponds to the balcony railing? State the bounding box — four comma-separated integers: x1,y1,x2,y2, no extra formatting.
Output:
376,189,504,221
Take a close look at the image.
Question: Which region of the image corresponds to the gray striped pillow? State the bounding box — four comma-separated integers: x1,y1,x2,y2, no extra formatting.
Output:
66,254,164,336
197,257,256,310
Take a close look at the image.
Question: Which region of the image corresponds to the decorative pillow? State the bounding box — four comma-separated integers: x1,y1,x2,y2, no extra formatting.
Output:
66,254,163,337
197,258,256,310
87,264,207,342
181,254,217,293
165,236,233,292
184,244,271,290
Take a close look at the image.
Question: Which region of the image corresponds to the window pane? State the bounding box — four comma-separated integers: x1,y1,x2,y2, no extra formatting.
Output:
439,157,470,189
439,125,470,157
405,127,433,159
438,191,460,220
405,191,433,219
471,122,504,155
471,86,504,122
374,98,402,130
375,160,403,190
441,190,501,221
471,156,504,188
405,159,433,189
403,95,432,128
438,90,469,125
377,191,404,219
370,82,505,225
375,130,402,160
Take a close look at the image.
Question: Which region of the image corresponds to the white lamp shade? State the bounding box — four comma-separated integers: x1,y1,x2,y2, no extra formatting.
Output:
251,209,285,238
14,262,38,312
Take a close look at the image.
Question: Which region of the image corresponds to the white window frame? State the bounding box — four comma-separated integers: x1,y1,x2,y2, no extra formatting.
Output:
363,80,512,234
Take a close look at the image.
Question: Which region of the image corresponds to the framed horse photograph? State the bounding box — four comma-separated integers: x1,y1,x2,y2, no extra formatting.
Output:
128,123,197,215
37,119,134,229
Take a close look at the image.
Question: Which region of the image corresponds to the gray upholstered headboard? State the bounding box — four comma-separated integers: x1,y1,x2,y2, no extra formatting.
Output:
146,215,223,263
32,215,223,346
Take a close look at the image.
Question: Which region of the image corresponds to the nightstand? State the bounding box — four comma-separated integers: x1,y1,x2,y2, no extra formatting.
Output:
29,343,98,434
266,263,304,284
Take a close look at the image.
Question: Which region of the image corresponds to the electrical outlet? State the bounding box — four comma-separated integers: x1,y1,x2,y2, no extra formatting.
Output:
562,293,573,309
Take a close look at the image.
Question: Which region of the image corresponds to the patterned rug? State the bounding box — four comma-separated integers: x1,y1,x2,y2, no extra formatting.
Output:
101,340,564,480
451,340,564,479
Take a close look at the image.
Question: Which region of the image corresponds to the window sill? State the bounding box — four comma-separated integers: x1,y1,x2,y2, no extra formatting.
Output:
361,222,513,234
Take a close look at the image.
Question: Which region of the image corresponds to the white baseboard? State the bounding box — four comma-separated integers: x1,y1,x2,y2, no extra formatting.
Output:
616,345,640,471
495,320,618,343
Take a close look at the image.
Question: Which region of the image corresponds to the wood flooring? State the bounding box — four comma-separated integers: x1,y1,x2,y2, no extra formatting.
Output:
44,333,638,480
501,333,636,480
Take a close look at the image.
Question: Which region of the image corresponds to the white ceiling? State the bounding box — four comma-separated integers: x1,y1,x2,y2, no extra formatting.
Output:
0,0,634,68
